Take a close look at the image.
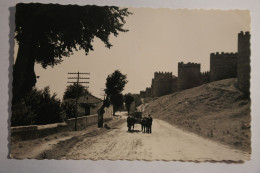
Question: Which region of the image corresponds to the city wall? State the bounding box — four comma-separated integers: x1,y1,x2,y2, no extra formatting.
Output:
237,31,251,95
178,62,201,91
210,52,237,82
139,31,250,98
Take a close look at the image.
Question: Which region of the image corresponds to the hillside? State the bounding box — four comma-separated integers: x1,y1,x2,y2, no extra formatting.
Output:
143,78,251,152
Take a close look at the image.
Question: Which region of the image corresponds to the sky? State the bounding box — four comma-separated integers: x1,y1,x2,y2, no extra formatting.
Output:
15,7,250,100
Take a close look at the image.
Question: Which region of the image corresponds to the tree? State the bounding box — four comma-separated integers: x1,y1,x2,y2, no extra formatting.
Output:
110,94,124,115
62,83,90,119
105,70,128,96
11,86,62,126
105,70,128,115
63,83,90,100
61,98,77,119
13,3,131,104
124,94,135,115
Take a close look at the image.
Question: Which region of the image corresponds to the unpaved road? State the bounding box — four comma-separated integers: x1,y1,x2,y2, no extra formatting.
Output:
62,117,250,161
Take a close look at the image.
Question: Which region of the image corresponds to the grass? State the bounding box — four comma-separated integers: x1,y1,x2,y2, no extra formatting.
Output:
143,78,251,152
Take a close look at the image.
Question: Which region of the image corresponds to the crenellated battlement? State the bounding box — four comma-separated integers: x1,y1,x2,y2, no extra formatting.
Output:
140,31,251,98
178,62,201,90
200,71,210,76
154,71,173,75
154,71,173,79
238,31,250,37
210,52,238,56
210,51,237,82
178,62,200,68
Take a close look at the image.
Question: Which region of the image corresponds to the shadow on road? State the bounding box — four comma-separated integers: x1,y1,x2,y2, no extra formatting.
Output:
127,130,141,133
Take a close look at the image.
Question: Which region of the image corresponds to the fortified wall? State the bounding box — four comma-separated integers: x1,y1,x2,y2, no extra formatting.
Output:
139,31,251,98
200,71,210,85
140,87,151,98
210,52,237,82
151,72,177,97
237,31,250,95
178,62,201,91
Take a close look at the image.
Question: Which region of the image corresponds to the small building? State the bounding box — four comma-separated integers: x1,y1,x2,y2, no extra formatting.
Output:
78,93,103,116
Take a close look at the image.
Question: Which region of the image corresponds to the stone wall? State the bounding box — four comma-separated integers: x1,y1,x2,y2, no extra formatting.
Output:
11,105,114,141
237,31,251,95
151,72,173,97
177,62,201,91
150,72,177,97
200,71,210,85
139,31,251,98
210,52,237,82
171,76,178,93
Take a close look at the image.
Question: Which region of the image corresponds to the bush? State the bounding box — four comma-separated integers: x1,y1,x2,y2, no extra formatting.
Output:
11,86,62,126
61,98,77,119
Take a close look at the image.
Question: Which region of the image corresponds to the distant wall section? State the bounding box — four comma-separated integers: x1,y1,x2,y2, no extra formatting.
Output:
210,52,237,82
151,72,175,97
178,62,201,91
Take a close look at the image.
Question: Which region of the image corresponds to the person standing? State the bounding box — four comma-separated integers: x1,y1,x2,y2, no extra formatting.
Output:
98,105,105,128
141,117,145,132
127,115,131,132
147,114,153,133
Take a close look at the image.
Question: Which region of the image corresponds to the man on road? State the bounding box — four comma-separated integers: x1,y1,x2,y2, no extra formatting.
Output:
127,115,131,132
147,114,153,133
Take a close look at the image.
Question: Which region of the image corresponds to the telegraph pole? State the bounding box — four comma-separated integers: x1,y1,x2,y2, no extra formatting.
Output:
67,72,90,131
100,88,106,100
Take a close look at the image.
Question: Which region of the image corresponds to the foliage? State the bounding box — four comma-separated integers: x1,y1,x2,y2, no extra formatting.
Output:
61,98,77,119
105,70,128,115
15,3,132,68
63,83,90,100
62,83,90,118
11,86,62,126
105,70,128,96
124,94,135,114
11,100,37,126
110,94,124,114
13,3,132,104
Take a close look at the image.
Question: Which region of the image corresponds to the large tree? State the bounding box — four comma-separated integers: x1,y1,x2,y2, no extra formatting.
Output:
105,70,128,115
13,3,131,104
105,70,128,96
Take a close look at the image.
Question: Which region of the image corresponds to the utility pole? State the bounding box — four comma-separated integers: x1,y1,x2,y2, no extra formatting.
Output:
67,72,90,131
100,88,106,100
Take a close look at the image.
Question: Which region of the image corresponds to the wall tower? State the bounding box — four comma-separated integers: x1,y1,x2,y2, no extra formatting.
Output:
210,52,237,82
237,31,250,95
177,62,201,91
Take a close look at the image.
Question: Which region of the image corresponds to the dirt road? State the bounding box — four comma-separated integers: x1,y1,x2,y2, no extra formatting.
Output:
61,116,250,161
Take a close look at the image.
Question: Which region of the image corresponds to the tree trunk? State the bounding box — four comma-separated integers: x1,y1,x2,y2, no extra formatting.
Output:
113,105,116,116
13,30,36,104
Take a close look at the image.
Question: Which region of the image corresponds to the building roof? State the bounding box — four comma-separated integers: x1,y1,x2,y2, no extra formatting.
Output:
78,93,102,104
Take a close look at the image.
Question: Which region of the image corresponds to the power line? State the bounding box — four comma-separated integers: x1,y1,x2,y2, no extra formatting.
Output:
67,71,90,131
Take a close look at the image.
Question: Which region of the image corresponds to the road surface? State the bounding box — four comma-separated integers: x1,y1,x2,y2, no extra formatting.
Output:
61,116,250,161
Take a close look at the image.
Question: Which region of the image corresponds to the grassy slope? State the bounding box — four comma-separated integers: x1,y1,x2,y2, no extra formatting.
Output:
143,78,251,152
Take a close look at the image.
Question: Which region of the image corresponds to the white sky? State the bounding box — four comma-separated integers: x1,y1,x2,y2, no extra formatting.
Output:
16,8,250,100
